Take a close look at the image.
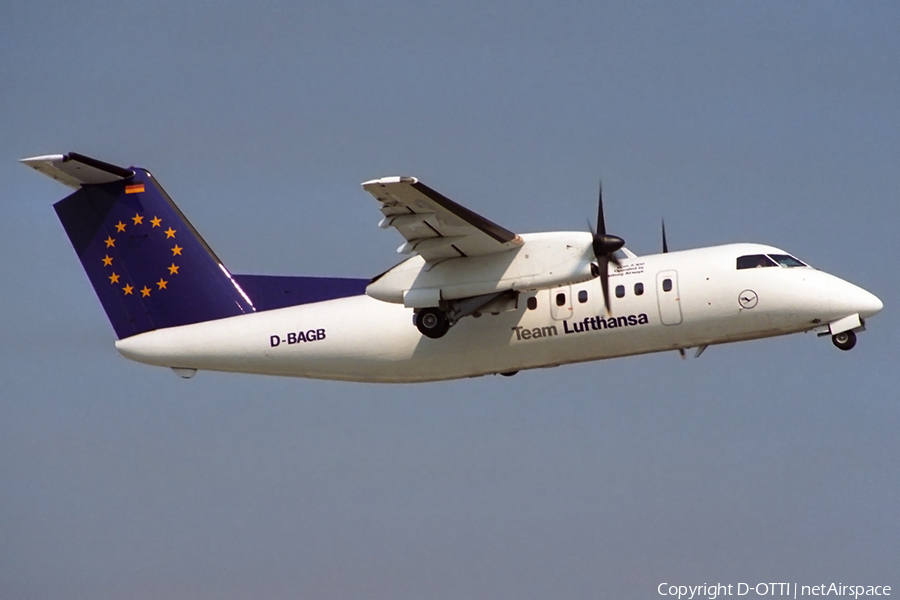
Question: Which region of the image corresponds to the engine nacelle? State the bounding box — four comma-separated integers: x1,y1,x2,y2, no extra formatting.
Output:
367,231,596,308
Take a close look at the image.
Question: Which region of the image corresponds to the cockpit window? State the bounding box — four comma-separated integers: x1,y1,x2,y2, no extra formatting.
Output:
737,254,778,270
768,254,808,268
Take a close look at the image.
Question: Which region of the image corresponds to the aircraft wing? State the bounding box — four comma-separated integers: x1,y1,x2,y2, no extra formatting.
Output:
362,176,523,262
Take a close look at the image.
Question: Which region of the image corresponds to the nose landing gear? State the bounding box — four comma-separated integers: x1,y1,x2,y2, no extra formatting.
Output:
832,330,857,351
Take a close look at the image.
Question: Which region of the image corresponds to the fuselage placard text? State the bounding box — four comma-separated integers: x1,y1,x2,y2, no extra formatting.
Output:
511,313,650,342
270,328,326,347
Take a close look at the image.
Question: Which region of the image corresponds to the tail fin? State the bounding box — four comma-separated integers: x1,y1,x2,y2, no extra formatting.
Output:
24,153,254,338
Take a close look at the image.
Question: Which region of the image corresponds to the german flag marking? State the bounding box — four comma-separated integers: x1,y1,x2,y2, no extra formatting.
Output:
125,184,145,194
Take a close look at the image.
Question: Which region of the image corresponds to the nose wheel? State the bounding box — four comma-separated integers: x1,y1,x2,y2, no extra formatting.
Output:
832,330,857,351
415,307,451,339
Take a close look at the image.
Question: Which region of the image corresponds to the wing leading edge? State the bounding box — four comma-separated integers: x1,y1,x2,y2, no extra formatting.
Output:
362,176,522,263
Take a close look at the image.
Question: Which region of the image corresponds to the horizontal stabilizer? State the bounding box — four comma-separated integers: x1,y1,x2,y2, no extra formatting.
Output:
20,152,134,189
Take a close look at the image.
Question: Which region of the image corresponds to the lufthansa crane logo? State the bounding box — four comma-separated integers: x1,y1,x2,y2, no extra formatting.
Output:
738,289,759,309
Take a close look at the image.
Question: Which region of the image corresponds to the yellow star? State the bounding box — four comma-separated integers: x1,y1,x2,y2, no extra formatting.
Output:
150,216,162,228
123,284,134,295
132,213,144,225
115,221,127,233
157,278,168,290
140,286,152,297
168,263,180,275
102,255,113,267
171,244,183,256
109,272,120,284
105,236,116,248
164,227,177,239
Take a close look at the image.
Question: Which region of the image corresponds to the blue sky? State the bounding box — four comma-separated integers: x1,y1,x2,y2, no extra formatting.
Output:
2,2,899,599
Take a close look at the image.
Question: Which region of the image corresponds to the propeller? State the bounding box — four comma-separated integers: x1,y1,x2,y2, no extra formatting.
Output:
588,181,625,314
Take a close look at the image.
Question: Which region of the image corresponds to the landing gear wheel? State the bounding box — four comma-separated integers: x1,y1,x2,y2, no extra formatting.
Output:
832,330,857,351
415,307,450,339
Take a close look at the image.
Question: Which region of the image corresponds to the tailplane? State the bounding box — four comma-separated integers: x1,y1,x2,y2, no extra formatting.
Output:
24,153,255,338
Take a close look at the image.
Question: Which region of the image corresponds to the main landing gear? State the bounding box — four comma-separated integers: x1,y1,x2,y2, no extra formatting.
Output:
415,307,451,339
832,330,857,351
413,291,520,339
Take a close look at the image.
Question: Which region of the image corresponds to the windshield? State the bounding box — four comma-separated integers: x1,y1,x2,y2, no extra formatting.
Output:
736,254,778,269
768,254,808,268
737,253,809,270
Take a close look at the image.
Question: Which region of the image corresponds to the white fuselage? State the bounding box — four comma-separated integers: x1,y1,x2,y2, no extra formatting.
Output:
115,243,883,383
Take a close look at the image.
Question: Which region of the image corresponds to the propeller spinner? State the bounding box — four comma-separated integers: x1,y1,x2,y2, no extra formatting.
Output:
589,182,625,314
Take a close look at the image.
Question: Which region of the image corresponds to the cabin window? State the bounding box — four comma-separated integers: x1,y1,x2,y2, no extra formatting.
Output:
577,290,588,303
737,254,777,270
555,292,566,307
615,285,625,298
663,278,673,292
769,254,808,268
527,296,537,310
634,282,644,296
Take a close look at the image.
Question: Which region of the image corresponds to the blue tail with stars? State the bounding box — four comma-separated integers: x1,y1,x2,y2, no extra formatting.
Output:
25,152,369,339
49,158,256,338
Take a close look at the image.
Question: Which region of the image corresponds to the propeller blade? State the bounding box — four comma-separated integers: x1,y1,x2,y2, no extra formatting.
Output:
596,255,612,315
596,180,606,236
662,219,669,253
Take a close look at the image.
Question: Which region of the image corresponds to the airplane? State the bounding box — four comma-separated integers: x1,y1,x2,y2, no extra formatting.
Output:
22,152,883,383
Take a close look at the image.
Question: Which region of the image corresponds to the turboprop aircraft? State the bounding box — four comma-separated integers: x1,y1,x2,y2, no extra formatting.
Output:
23,152,883,383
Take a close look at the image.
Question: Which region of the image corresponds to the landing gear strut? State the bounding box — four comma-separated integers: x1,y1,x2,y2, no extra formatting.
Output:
412,291,519,339
415,307,451,339
832,330,857,351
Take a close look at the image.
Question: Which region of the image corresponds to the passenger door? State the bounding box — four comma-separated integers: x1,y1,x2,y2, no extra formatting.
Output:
550,286,573,320
656,270,683,325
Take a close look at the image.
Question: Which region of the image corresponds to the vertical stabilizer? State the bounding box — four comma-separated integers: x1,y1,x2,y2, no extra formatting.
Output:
32,154,255,338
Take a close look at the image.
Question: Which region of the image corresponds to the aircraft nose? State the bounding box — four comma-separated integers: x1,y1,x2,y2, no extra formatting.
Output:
856,288,883,319
838,279,883,319
815,275,884,321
